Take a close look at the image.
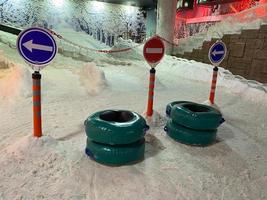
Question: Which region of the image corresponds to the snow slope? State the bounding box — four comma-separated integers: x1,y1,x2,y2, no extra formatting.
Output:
0,29,267,200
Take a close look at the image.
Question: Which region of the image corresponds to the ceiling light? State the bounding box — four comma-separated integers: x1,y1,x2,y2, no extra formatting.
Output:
52,0,64,8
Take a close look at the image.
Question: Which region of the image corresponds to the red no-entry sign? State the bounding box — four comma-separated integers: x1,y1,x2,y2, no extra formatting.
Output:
143,36,165,65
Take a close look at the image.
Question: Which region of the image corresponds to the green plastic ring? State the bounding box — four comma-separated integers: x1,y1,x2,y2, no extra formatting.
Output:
171,103,222,130
166,101,195,117
165,120,217,146
86,138,145,165
85,110,147,145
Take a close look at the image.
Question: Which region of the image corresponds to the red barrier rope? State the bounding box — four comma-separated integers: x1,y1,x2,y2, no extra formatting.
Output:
46,28,179,54
47,29,63,39
97,47,132,53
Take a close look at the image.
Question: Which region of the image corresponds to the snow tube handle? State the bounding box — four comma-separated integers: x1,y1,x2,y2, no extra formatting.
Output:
220,117,225,125
164,126,168,132
85,148,94,159
84,119,87,126
144,124,150,134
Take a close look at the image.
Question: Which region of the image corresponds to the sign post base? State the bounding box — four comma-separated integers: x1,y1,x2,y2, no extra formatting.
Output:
209,66,218,105
32,71,42,137
146,68,156,117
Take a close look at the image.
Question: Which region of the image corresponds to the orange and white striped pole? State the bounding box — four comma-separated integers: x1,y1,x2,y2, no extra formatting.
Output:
209,66,219,105
32,71,42,137
146,68,156,117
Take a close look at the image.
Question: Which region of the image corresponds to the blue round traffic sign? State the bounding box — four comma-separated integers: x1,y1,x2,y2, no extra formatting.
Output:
208,41,227,66
17,27,57,67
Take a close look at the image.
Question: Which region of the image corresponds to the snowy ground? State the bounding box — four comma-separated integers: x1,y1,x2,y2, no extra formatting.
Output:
0,30,267,200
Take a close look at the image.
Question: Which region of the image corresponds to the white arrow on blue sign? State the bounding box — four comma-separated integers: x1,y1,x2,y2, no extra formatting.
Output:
17,27,57,68
208,41,227,66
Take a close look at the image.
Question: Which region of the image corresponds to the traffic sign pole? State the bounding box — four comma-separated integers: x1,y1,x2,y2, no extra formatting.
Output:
146,68,156,117
208,41,227,105
143,36,165,118
209,66,218,105
32,71,42,137
17,27,57,138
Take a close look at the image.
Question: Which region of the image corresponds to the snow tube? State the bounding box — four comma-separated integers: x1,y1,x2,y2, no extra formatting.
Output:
164,120,217,146
84,110,148,145
166,101,195,117
85,138,145,165
171,102,222,130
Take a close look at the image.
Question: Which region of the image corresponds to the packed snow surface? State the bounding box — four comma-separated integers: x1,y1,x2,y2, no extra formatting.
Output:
0,29,267,200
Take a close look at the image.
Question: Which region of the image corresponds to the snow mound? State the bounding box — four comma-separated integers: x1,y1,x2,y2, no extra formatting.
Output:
165,57,267,104
0,52,31,101
109,38,143,60
143,110,167,127
219,71,267,103
79,62,107,95
0,31,17,49
0,135,68,200
58,44,96,62
0,50,15,69
202,100,222,114
4,135,58,158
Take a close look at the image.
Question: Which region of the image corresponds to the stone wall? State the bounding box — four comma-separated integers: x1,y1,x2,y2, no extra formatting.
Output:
175,24,267,83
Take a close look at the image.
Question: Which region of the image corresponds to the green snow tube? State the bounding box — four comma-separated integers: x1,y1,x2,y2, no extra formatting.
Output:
84,110,148,145
85,138,145,165
171,102,222,130
164,120,217,146
166,101,194,117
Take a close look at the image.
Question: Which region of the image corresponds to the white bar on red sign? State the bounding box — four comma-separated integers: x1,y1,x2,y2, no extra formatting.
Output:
146,48,163,54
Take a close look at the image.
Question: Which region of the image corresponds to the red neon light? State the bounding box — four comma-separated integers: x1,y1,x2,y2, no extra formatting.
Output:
176,0,265,23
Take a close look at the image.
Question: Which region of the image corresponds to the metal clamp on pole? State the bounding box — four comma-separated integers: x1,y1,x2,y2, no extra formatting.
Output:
32,71,42,137
146,68,156,117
